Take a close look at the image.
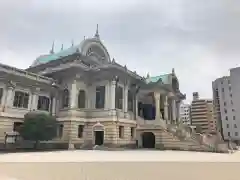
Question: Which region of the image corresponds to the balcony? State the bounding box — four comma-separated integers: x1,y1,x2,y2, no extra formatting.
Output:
58,108,136,120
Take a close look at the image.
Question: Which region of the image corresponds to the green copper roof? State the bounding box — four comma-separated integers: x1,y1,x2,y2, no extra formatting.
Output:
145,74,171,84
34,45,80,66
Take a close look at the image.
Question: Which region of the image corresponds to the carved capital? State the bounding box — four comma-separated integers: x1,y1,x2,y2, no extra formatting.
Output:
6,80,16,89
154,92,160,100
31,87,41,94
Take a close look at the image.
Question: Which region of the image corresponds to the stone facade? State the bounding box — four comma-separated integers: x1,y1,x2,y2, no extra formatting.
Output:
0,29,190,150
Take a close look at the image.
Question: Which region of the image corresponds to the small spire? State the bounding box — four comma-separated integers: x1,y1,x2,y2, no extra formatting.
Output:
172,68,175,74
146,73,150,78
71,40,74,47
50,41,54,54
94,24,100,39
112,58,115,63
61,44,64,50
84,36,86,40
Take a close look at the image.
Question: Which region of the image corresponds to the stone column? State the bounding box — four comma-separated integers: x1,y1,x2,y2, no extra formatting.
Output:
70,80,77,109
164,95,169,123
5,87,14,108
104,82,109,109
1,88,7,107
124,84,128,113
176,100,180,124
111,80,116,110
135,95,138,117
51,97,56,115
154,92,162,120
31,88,40,111
172,99,176,124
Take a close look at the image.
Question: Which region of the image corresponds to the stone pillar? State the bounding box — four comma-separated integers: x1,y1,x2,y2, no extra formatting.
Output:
172,99,176,124
70,80,77,108
164,95,169,123
176,100,180,124
1,88,7,107
154,92,162,119
31,88,40,111
111,80,116,110
135,95,138,117
124,84,128,113
51,97,56,115
5,87,14,108
104,82,109,109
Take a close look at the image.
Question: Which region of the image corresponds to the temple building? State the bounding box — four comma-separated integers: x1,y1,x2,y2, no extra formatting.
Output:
0,27,216,150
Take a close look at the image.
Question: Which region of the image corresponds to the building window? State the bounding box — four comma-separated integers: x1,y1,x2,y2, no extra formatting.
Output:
78,125,84,138
0,88,3,104
119,126,124,138
78,90,86,108
128,90,133,111
58,124,64,138
229,86,232,91
228,80,231,84
233,116,236,120
231,100,233,105
37,96,50,111
230,93,232,97
234,124,237,128
62,89,69,108
13,91,29,108
225,116,228,120
228,132,230,136
131,127,135,138
235,132,238,136
224,102,226,106
232,109,235,112
115,86,123,109
221,88,224,92
95,86,105,109
224,109,227,114
227,124,229,128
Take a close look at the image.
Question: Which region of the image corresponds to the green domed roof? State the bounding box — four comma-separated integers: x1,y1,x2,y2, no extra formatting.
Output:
145,74,171,84
32,45,80,67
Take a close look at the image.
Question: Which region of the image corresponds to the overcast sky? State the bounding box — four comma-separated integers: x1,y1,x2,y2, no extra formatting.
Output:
0,0,240,102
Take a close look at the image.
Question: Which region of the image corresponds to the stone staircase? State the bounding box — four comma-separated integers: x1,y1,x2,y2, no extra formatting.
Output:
137,117,227,152
160,127,214,152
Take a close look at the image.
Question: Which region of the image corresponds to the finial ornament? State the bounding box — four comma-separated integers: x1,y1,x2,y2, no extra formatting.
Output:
94,24,100,39
146,73,150,78
172,68,175,74
71,40,74,47
50,41,55,54
61,44,64,50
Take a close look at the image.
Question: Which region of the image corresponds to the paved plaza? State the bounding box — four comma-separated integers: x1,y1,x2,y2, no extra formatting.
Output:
0,150,240,180
0,149,239,162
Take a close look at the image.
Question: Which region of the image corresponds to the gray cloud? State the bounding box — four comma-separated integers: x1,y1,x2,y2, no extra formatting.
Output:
0,0,240,102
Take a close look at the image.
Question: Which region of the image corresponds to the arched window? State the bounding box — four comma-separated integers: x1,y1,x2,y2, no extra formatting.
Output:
78,90,86,108
62,89,69,108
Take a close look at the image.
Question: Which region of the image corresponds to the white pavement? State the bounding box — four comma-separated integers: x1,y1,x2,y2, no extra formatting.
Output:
0,150,240,162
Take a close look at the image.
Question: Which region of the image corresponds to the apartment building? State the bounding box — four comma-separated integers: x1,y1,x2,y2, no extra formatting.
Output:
213,67,240,141
190,92,216,133
180,103,191,125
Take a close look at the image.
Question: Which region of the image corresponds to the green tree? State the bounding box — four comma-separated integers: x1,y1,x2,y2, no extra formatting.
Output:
19,112,57,149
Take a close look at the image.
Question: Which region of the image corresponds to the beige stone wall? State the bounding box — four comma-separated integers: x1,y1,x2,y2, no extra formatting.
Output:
0,117,23,143
56,119,136,146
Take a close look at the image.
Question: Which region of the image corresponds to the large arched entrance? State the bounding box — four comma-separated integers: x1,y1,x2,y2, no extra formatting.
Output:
93,122,104,146
141,132,156,148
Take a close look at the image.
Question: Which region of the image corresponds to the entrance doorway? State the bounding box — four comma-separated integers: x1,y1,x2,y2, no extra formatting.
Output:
94,130,104,145
142,132,155,148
